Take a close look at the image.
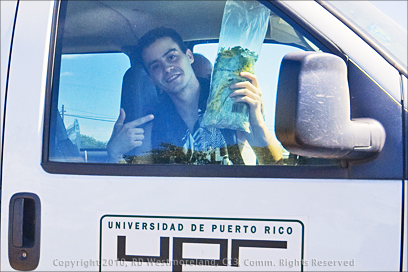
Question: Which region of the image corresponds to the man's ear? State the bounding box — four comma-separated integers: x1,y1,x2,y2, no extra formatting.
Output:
186,49,194,64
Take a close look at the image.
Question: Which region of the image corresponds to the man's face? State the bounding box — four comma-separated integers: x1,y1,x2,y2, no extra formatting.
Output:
142,37,195,94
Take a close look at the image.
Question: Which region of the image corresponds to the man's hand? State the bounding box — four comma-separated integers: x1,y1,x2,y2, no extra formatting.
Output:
229,72,264,129
107,108,154,162
230,72,283,163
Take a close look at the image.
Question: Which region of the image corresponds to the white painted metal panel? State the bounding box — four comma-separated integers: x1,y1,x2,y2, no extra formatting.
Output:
0,1,404,271
0,0,18,155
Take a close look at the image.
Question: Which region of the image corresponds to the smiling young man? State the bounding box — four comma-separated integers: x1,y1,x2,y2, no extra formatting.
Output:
107,27,282,165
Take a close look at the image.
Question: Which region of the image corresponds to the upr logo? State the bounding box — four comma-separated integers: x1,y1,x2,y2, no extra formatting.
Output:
117,236,288,272
99,215,304,272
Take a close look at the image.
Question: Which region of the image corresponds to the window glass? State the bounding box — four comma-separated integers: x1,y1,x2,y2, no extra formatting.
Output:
325,1,407,69
47,0,339,169
49,53,130,162
194,43,304,162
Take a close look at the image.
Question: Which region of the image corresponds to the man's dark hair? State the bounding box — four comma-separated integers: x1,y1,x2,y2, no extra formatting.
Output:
136,27,188,69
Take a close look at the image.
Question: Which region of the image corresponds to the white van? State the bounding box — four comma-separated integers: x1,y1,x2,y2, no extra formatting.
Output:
1,1,407,271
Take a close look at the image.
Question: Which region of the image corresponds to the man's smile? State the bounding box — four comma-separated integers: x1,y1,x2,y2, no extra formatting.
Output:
166,73,181,83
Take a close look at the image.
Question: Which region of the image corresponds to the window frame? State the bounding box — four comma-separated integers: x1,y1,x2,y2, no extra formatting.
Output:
42,0,350,179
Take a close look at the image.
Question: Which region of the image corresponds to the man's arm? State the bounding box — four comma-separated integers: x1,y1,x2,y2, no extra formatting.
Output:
229,72,283,164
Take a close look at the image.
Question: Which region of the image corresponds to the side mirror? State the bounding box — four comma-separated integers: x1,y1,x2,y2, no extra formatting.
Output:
275,51,385,160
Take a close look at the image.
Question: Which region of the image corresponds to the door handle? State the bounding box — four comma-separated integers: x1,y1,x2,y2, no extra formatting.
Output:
9,193,41,271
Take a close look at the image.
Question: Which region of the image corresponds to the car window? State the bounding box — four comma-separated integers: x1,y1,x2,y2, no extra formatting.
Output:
49,53,130,162
194,43,304,162
324,1,407,70
45,0,341,174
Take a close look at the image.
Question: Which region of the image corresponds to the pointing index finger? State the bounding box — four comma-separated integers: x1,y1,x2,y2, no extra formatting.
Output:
128,114,154,128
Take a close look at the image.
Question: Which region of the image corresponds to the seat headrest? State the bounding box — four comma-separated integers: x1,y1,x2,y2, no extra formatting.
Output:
192,53,213,79
120,63,158,124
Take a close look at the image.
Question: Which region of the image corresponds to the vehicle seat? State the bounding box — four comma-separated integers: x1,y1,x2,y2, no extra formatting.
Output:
120,62,158,123
192,53,213,79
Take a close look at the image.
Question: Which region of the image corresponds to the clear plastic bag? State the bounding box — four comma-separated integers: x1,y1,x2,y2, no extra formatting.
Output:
201,0,270,133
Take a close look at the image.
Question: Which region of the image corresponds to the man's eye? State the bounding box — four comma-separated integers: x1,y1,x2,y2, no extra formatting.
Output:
168,54,177,61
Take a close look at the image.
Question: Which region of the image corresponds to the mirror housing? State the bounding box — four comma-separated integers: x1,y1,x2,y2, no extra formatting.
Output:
275,52,385,160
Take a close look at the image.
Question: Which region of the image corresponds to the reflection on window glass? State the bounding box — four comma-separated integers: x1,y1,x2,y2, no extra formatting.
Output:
48,0,337,167
50,53,130,162
194,43,304,162
325,1,407,68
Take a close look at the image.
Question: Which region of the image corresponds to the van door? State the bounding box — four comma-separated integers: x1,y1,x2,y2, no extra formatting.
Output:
1,1,405,271
0,0,18,155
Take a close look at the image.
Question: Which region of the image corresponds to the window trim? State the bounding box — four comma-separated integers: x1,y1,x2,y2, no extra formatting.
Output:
42,161,348,178
42,0,357,179
42,0,62,168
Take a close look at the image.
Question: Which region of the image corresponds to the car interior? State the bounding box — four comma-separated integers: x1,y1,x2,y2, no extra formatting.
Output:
48,0,326,165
